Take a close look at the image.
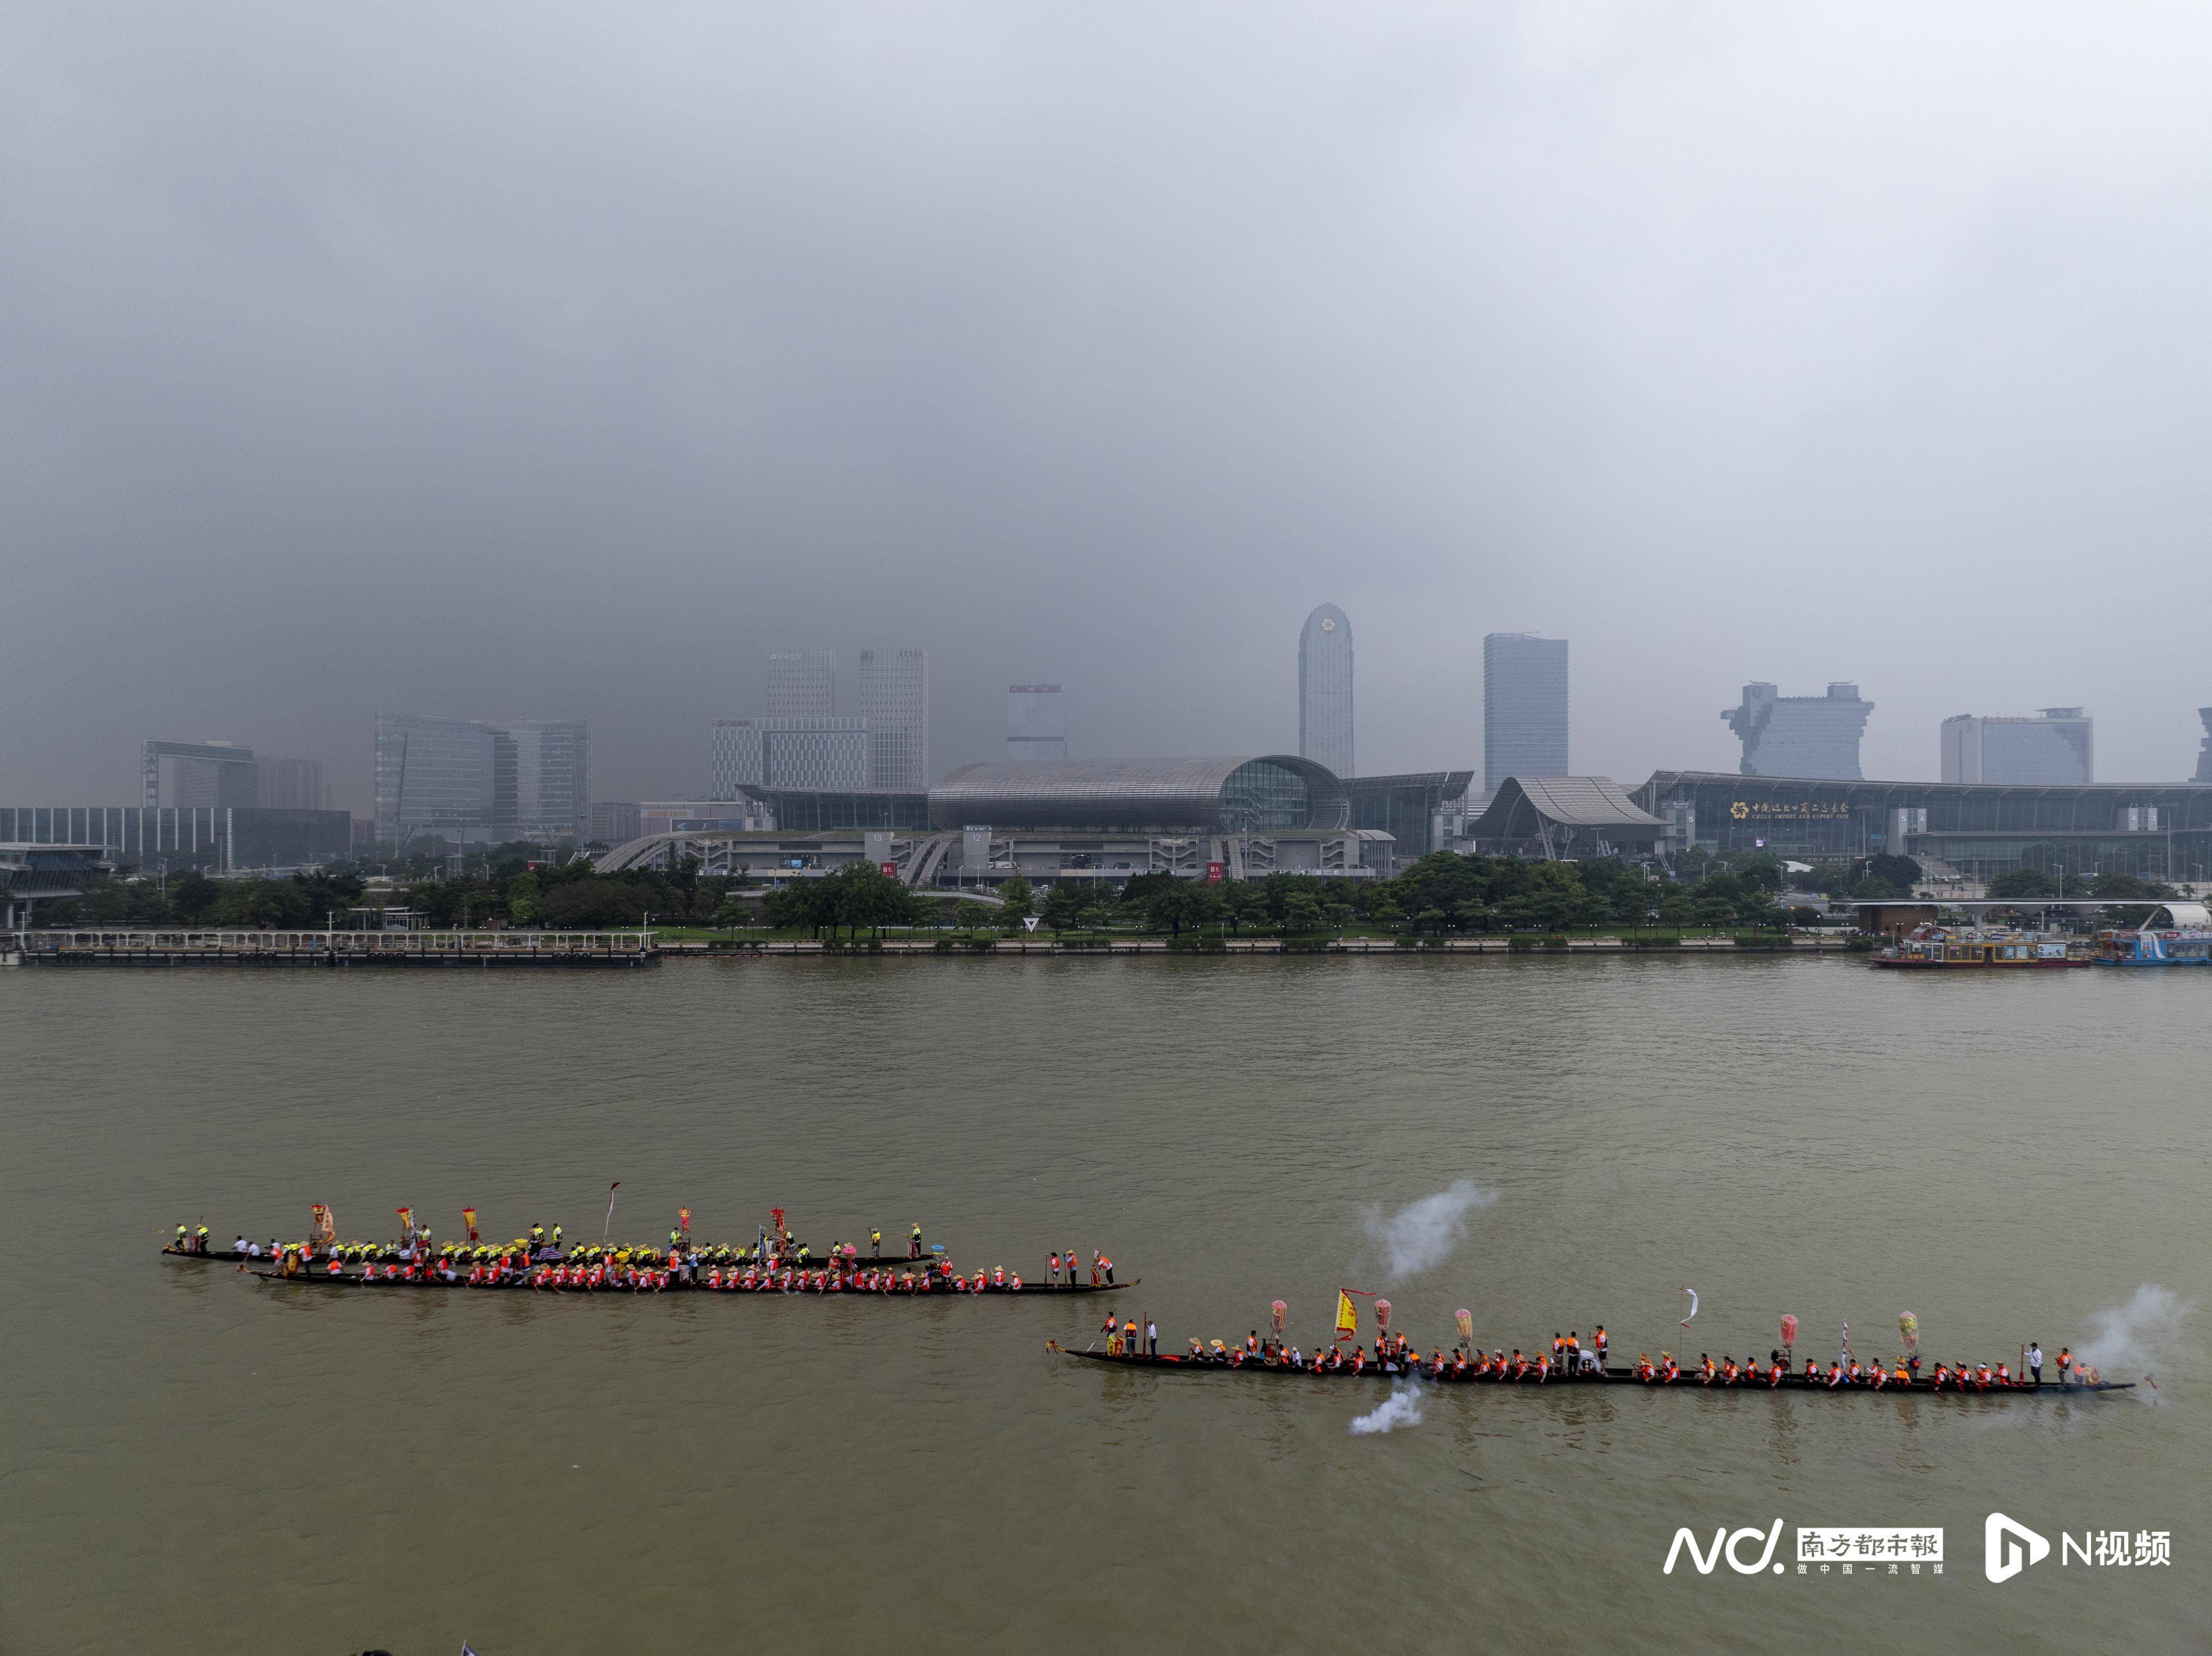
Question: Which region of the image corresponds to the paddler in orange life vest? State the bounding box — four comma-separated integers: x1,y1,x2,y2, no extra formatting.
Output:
1593,1325,1608,1368
1566,1331,1581,1375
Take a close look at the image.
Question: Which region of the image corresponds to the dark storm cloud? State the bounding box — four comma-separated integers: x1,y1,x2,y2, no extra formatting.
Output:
4,2,2211,806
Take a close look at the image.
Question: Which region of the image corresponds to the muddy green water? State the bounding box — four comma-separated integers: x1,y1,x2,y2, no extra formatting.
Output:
1,957,2202,1654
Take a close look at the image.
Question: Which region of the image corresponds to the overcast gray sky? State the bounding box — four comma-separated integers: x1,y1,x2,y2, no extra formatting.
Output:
6,2,2210,809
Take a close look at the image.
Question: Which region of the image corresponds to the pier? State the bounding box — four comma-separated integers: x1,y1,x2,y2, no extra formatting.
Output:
10,927,658,967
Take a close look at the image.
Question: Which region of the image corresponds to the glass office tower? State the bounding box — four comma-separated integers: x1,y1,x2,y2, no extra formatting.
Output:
1483,633,1569,792
1006,685,1066,761
766,650,835,718
859,648,930,790
1298,604,1354,778
374,714,589,845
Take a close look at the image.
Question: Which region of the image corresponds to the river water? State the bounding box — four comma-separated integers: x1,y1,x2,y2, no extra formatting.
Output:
2,956,2201,1653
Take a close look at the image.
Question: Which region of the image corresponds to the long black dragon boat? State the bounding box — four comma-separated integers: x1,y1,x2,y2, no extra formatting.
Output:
170,1242,940,1269
1047,1344,2135,1394
252,1268,1135,1296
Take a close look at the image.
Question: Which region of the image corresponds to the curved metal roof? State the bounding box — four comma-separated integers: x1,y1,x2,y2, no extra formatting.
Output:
927,756,1349,833
1468,776,1663,839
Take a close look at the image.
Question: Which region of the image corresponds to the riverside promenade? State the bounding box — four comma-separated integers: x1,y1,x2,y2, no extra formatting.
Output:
7,927,1857,966
11,927,657,967
662,934,1855,957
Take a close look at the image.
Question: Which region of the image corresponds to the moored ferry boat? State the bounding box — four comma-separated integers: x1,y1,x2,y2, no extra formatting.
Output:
1871,926,2088,969
2092,902,2212,967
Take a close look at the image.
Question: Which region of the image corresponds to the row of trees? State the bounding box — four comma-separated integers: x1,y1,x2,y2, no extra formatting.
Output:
39,851,1817,936
41,870,368,929
75,847,2177,941
1000,853,1809,938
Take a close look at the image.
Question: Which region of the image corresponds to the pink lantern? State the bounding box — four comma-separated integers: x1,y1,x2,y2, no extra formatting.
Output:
1780,1314,1798,1346
1270,1299,1287,1336
1454,1309,1473,1345
1374,1298,1391,1333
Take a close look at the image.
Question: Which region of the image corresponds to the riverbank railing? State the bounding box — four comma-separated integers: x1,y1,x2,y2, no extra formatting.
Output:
13,928,659,966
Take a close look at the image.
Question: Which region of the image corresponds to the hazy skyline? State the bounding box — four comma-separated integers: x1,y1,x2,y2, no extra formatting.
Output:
7,4,2211,812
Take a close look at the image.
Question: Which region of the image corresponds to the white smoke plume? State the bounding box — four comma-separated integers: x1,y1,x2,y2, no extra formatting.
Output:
2078,1284,2197,1397
1359,1180,1498,1281
1348,1383,1425,1436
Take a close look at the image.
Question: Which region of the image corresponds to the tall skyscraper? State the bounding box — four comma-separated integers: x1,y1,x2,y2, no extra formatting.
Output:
590,801,642,845
1006,685,1066,762
373,714,589,844
1940,709,2093,784
1483,633,1568,792
142,740,259,809
859,648,929,789
1298,604,1354,777
1721,682,1872,780
766,650,835,718
255,758,331,811
2196,709,2212,783
711,718,873,795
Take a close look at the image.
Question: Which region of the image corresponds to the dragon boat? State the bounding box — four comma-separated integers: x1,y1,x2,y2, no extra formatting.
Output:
1046,1344,2133,1394
251,1268,1134,1295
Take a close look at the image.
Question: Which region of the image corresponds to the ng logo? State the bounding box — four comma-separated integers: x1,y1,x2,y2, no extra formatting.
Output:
1665,1519,1785,1575
1985,1513,2051,1583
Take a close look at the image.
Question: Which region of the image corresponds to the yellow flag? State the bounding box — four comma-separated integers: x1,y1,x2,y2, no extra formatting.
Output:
1335,1290,1358,1341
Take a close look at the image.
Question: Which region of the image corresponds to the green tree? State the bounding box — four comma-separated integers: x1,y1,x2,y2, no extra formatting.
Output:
540,880,647,928
1282,891,1323,933
1988,866,2056,900
1220,882,1268,934
954,899,988,934
1143,880,1219,937
1119,871,1180,910
1039,881,1089,936
507,872,541,925
2091,870,2161,900
169,873,220,921
997,875,1035,933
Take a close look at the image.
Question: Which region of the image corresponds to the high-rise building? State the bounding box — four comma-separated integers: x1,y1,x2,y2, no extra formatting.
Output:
711,718,873,796
2196,709,2212,783
859,648,929,790
1483,634,1568,792
1721,682,1872,780
1006,685,1066,762
590,801,642,846
1940,709,2093,784
500,721,591,841
255,758,330,811
1297,605,1354,777
766,650,836,719
373,714,589,845
142,740,259,809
